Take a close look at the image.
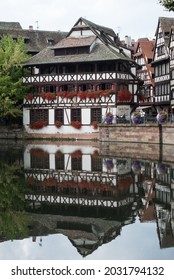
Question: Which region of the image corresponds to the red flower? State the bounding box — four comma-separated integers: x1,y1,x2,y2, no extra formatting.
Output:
55,121,63,128
26,93,34,100
29,121,48,129
71,121,82,129
91,121,98,129
117,89,132,101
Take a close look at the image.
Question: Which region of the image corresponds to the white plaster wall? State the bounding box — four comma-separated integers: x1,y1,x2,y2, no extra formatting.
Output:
49,109,55,124
24,144,100,171
70,30,94,37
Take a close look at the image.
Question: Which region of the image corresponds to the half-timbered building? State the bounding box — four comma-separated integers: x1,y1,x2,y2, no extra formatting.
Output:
152,17,174,113
134,38,155,104
22,17,142,138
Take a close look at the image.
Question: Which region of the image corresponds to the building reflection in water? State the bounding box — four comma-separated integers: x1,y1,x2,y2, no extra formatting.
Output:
22,143,174,257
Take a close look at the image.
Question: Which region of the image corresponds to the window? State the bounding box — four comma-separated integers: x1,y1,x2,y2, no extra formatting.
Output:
47,39,54,46
71,157,82,171
24,38,30,44
91,108,102,123
55,109,64,124
30,149,49,169
71,108,81,122
30,109,48,123
171,48,174,59
99,83,112,90
157,45,165,56
55,153,64,170
91,157,102,172
44,85,56,93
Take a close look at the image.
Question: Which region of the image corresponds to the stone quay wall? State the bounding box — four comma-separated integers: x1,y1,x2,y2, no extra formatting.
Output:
99,123,174,145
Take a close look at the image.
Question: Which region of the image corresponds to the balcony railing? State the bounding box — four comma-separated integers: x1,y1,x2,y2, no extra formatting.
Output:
23,71,134,84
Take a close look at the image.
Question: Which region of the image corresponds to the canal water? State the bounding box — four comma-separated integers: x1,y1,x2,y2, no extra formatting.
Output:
0,140,174,260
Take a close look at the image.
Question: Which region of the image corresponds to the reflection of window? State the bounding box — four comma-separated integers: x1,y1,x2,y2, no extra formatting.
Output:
55,109,64,123
30,149,49,169
55,153,64,170
91,157,102,171
71,108,81,122
91,108,102,123
71,158,82,171
30,109,48,123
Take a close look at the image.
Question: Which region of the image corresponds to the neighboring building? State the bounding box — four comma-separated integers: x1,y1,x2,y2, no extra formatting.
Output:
0,21,67,56
169,25,174,112
152,17,174,113
22,17,142,138
134,38,155,104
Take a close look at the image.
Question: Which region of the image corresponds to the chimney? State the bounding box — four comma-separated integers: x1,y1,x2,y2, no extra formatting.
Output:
29,25,33,31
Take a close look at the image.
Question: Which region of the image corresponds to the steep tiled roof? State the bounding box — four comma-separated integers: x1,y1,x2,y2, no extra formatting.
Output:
134,39,155,59
52,35,96,49
157,17,174,46
24,42,131,66
24,17,136,66
80,17,116,37
0,21,22,30
158,17,174,33
68,17,116,38
0,23,67,54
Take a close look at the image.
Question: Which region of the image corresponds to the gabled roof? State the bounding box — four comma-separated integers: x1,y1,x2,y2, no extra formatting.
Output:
134,39,155,60
0,21,22,30
0,28,67,54
67,17,116,38
156,17,174,46
24,17,136,66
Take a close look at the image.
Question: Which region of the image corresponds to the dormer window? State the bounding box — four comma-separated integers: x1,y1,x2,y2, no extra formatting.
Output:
47,39,54,46
164,31,170,37
24,38,30,44
54,46,89,56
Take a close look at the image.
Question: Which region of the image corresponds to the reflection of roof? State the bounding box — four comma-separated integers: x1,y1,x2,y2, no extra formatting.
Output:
29,213,122,257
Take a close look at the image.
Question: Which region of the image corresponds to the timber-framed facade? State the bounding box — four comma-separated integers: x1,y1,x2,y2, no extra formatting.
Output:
22,17,142,138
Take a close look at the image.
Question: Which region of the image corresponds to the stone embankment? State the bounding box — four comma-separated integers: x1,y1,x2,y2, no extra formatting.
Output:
0,123,174,146
100,123,174,145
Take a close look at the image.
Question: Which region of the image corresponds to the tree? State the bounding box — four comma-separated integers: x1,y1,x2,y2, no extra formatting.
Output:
159,0,174,11
0,35,30,120
0,161,29,240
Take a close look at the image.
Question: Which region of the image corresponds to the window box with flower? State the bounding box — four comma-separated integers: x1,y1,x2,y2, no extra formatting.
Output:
29,121,48,129
55,121,63,128
105,112,113,124
71,120,82,129
91,121,98,129
156,111,168,124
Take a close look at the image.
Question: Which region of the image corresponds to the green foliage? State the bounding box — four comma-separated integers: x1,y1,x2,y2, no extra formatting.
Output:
0,35,30,118
0,161,30,239
159,0,174,11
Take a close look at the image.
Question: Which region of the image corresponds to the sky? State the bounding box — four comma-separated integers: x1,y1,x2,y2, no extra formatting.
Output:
0,0,173,41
